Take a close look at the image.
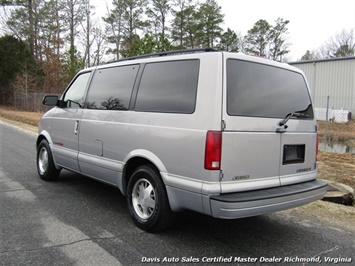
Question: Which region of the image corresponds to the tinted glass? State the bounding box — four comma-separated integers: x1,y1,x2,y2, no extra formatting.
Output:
63,72,91,108
135,60,199,113
227,59,314,118
86,65,139,110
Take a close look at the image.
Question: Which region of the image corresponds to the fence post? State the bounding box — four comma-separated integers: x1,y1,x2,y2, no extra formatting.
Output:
324,95,330,145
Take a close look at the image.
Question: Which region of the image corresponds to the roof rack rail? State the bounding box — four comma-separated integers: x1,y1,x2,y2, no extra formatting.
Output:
108,48,218,64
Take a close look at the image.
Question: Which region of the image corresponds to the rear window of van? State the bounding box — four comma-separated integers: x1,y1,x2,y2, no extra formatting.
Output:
227,59,314,119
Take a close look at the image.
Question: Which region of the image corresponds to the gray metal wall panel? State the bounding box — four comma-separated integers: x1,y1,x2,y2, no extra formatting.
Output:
290,58,355,117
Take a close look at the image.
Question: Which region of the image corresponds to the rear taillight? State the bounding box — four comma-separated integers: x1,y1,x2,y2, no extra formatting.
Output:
204,131,222,170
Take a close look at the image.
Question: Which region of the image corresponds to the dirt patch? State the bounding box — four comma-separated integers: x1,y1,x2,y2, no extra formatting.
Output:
318,151,355,189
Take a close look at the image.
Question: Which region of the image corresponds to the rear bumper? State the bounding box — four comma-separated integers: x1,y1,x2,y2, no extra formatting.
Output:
210,180,327,219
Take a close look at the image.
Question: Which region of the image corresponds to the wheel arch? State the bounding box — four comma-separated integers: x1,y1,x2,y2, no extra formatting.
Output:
121,150,167,196
36,130,53,148
36,131,60,171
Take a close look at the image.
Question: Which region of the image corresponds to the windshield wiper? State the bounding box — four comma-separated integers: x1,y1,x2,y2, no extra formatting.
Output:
278,112,309,127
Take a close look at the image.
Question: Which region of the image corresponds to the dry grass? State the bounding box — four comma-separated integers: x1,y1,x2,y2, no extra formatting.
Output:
317,120,355,190
318,151,355,189
0,107,42,127
318,120,355,147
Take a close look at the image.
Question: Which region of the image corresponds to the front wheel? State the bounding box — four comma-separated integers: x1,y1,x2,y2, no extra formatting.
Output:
127,165,175,232
37,139,61,181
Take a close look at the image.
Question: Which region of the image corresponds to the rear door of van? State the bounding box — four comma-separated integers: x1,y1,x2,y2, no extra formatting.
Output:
220,55,317,193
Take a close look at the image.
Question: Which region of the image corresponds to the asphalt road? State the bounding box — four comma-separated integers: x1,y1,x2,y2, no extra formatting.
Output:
0,120,354,266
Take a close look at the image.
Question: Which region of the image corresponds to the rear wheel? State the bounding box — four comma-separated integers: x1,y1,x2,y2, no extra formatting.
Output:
37,139,60,181
127,165,175,232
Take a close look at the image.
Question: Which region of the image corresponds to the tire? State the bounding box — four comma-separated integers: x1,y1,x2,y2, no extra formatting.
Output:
127,165,175,232
37,139,61,181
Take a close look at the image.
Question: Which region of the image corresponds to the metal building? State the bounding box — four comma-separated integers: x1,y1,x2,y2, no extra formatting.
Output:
290,57,355,118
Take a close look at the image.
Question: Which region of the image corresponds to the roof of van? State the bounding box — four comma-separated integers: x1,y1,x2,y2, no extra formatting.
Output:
79,48,300,75
105,48,218,64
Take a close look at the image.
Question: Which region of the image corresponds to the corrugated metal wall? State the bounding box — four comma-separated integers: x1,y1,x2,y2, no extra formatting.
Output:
290,57,355,117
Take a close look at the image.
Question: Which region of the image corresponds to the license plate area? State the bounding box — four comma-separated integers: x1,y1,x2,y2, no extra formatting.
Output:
283,145,305,165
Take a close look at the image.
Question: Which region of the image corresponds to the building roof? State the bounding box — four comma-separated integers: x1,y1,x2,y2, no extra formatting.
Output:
289,56,355,65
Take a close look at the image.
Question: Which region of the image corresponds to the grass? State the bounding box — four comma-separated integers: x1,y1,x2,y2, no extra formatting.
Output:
318,120,355,147
0,107,42,127
317,152,355,189
0,106,354,190
317,120,355,189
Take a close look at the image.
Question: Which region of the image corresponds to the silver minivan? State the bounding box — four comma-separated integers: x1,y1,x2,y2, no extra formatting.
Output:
37,49,327,232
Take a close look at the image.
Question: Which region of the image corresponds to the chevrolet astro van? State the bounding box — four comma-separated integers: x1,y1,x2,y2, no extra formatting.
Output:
36,49,327,232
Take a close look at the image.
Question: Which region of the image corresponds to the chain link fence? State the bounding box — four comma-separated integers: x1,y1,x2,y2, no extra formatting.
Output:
315,96,353,122
14,92,61,112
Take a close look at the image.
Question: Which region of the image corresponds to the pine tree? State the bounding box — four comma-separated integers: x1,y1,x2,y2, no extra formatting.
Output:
198,0,224,48
219,28,240,52
103,0,126,60
244,19,271,57
104,0,148,58
146,0,171,42
171,0,193,49
269,18,290,61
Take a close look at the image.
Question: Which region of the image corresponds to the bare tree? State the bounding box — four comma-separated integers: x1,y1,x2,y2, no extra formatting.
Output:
92,26,107,65
318,28,355,58
1,0,41,57
64,0,85,75
80,0,95,67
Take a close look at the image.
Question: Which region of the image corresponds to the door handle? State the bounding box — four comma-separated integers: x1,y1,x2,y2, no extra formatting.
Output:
74,120,79,135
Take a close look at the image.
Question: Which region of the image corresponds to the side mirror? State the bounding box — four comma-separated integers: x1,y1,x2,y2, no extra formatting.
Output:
42,95,58,106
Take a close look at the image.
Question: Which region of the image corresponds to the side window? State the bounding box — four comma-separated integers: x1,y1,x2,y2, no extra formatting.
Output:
85,65,139,110
63,72,91,108
135,60,199,113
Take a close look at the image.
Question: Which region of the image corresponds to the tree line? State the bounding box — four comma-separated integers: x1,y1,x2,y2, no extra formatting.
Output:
0,0,354,106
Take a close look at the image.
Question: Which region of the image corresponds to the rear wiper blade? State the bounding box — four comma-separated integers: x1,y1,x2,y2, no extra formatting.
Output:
278,112,309,127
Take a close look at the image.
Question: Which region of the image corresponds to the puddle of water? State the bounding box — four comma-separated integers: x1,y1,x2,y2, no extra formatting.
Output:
319,141,355,154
